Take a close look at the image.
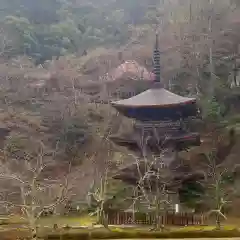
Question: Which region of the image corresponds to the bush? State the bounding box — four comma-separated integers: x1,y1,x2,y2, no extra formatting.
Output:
45,229,240,239
46,232,89,240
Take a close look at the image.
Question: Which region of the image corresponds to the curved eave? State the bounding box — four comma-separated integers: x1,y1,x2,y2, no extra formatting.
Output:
111,88,197,109
111,101,198,121
111,99,196,109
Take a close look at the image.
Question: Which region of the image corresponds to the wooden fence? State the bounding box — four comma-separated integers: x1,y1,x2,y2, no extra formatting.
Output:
106,211,206,226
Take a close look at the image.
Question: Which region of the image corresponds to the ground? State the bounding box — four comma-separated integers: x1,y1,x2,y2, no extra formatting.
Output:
0,215,240,239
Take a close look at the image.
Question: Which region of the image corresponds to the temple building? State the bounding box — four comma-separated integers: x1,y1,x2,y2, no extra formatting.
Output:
109,33,202,212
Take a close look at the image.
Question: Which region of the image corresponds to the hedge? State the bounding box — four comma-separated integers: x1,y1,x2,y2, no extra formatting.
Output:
45,229,240,239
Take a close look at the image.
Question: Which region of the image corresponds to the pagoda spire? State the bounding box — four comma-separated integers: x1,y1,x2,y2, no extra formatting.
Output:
153,32,161,84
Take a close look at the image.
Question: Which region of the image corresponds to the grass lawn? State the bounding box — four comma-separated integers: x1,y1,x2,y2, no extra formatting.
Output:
0,226,240,240
0,214,97,226
2,215,240,231
1,215,240,239
37,215,97,227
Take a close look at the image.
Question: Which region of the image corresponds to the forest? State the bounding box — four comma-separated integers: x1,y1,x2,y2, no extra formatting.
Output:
0,0,239,239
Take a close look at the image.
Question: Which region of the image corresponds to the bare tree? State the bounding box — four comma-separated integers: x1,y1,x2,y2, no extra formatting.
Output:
131,151,176,231
114,123,180,231
0,141,72,240
0,27,14,57
198,153,234,229
87,166,110,229
86,106,119,229
195,128,238,229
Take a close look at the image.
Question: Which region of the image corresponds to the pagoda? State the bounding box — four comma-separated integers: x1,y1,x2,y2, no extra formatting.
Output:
110,33,202,192
111,34,200,157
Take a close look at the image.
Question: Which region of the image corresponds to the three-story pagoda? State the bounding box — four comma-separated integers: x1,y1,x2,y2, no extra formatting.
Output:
110,33,202,190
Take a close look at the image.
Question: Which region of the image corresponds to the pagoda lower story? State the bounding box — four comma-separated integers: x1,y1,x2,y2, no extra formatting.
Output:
110,118,202,188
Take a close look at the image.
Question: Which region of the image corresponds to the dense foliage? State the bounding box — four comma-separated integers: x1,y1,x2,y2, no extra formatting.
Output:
0,1,239,110
0,0,145,63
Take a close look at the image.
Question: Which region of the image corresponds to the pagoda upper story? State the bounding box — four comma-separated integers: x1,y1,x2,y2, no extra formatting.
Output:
111,33,199,122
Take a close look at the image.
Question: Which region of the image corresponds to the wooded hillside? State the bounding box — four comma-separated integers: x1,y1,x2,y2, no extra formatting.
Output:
0,0,238,211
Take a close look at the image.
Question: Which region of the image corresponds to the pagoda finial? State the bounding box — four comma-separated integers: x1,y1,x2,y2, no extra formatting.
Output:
153,31,161,86
155,32,159,50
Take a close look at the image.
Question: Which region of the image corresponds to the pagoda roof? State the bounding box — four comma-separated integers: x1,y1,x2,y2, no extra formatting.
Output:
111,87,198,121
112,88,196,108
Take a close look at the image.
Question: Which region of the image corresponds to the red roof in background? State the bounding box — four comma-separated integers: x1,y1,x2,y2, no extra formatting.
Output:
228,9,240,23
104,60,154,81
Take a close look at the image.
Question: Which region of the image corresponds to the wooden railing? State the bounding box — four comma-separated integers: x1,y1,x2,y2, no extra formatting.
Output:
106,211,206,226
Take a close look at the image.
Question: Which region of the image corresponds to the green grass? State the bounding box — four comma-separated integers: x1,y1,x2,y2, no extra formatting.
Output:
1,215,240,239
1,215,240,230
37,215,97,227
0,223,240,240
173,225,238,231
0,214,97,227
45,228,240,239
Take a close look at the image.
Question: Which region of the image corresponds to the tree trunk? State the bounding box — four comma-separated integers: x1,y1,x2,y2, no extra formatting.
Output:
155,201,161,231
97,206,101,224
31,227,37,240
215,214,221,230
215,180,221,230
208,0,215,96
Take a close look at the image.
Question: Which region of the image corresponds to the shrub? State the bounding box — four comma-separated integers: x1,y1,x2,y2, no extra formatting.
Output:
45,229,240,239
46,232,89,240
